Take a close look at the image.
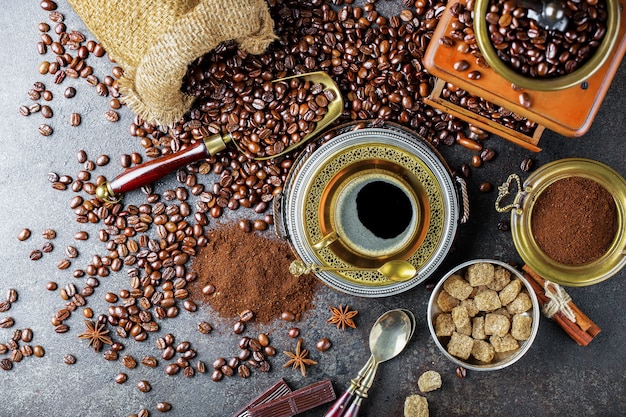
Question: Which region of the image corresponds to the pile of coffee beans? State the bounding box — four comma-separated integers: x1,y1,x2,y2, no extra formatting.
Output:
442,82,539,136
486,0,609,77
225,78,335,158
0,288,45,371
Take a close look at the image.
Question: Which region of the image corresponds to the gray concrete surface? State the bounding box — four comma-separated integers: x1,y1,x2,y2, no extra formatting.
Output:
0,1,624,416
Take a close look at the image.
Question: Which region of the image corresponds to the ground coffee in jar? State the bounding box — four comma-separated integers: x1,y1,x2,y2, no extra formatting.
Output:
191,223,319,323
531,176,617,265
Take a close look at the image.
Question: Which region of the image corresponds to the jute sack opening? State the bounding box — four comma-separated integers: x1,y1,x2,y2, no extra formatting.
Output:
68,0,276,126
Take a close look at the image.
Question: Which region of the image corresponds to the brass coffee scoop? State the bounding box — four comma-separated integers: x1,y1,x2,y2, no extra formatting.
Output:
96,71,343,203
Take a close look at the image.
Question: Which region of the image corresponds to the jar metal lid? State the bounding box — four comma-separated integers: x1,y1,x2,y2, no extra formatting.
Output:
496,158,626,286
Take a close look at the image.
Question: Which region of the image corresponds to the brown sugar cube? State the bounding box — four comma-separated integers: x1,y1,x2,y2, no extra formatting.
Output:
460,298,479,317
466,262,495,287
451,305,470,329
487,266,512,291
506,292,533,314
511,314,533,341
490,334,520,353
435,313,455,337
418,370,442,393
472,316,486,340
493,307,512,319
499,279,522,306
404,394,429,417
471,339,495,363
473,288,502,312
443,274,473,300
484,313,511,337
456,319,473,336
447,331,474,360
436,290,460,312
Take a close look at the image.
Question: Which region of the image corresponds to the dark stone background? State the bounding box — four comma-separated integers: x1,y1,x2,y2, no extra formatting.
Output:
0,1,623,416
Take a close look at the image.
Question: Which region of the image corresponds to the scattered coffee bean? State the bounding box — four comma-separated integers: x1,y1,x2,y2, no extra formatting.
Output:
63,354,76,365
114,373,127,384
104,110,119,122
18,228,31,241
479,182,493,193
64,86,76,98
69,113,81,126
136,380,152,393
0,358,12,371
156,402,172,412
288,327,300,338
281,311,296,322
46,281,57,291
456,366,467,379
520,158,533,172
197,321,212,334
38,124,53,136
316,337,332,352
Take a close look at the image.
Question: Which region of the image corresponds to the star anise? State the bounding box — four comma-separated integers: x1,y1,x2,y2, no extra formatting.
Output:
282,338,318,377
78,320,112,352
327,305,358,330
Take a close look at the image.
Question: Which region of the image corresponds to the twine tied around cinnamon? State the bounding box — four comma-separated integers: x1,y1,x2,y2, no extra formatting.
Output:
542,280,576,322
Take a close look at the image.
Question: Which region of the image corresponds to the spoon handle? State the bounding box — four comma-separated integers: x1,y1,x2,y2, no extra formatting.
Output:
95,134,229,203
323,390,355,417
323,357,374,417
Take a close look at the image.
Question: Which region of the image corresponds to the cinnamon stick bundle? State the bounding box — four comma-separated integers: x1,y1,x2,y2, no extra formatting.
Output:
522,265,601,346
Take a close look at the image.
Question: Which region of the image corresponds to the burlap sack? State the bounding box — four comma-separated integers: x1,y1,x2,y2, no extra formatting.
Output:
67,0,276,126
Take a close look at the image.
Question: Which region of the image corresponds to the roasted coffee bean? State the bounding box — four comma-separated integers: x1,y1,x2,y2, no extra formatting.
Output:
69,113,81,126
211,369,223,381
453,60,470,71
287,327,300,338
103,350,118,361
141,356,158,368
0,301,10,312
480,148,496,162
115,373,128,384
479,182,493,193
7,289,18,303
74,231,89,240
518,92,532,108
104,110,119,122
96,154,110,166
0,358,12,371
137,380,152,393
38,124,53,136
197,321,212,334
497,220,511,232
40,0,58,11
63,354,76,365
164,363,180,375
122,355,137,369
239,309,254,322
456,366,467,379
316,337,332,352
233,321,245,334
0,317,14,328
18,228,31,241
520,158,533,172
33,345,45,357
156,402,172,412
281,311,296,322
64,86,76,98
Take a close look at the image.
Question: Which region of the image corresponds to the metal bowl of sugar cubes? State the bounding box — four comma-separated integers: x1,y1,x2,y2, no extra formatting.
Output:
427,259,540,371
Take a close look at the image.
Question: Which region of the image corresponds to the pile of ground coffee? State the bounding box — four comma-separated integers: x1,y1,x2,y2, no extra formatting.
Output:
191,223,319,323
531,176,617,265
